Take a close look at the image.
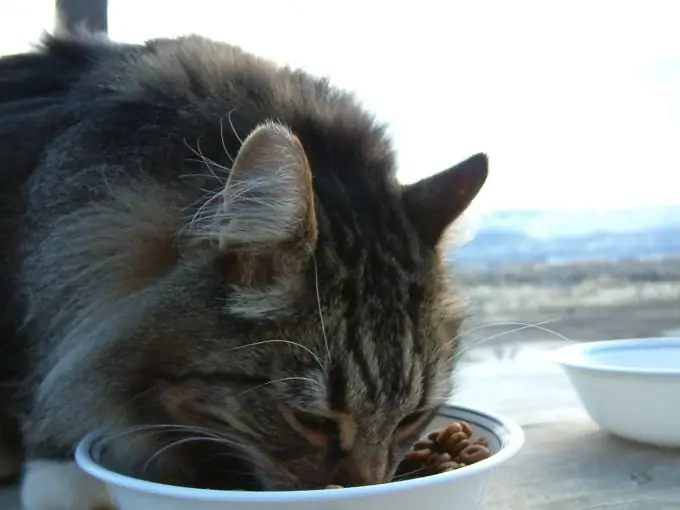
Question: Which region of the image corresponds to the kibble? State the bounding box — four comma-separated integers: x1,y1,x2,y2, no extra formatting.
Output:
325,420,493,489
394,421,492,480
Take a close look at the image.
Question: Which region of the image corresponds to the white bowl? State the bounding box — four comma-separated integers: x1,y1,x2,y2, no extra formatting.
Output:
555,337,680,447
75,404,524,510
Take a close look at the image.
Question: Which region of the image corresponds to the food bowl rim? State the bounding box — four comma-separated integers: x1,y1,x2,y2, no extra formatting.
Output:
554,337,680,377
75,403,524,503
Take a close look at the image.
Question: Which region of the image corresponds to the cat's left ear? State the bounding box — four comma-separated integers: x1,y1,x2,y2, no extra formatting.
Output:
213,122,317,316
217,121,317,254
402,153,488,247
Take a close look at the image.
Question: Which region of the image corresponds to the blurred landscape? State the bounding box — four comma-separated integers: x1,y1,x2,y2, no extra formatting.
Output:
453,204,680,267
449,205,680,358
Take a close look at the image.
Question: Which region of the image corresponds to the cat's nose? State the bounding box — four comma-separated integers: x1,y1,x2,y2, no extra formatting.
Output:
355,464,388,486
334,460,388,487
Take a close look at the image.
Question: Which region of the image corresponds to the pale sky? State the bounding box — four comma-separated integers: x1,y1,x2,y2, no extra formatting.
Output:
2,0,679,214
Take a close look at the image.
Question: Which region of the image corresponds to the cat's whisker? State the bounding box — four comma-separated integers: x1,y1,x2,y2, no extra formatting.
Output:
99,424,226,447
143,435,247,474
184,174,282,241
463,320,572,347
181,187,221,212
200,449,259,467
184,188,226,236
219,112,236,163
312,255,331,364
392,466,427,481
186,136,232,179
235,376,317,398
178,145,234,237
144,430,280,484
185,190,221,222
183,158,231,176
440,319,564,363
453,318,563,343
452,320,574,361
182,138,226,184
180,167,228,181
228,339,325,372
228,110,244,145
128,424,227,439
202,449,295,488
115,386,158,416
194,136,223,181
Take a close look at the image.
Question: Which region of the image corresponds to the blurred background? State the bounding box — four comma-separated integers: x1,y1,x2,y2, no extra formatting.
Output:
2,0,679,353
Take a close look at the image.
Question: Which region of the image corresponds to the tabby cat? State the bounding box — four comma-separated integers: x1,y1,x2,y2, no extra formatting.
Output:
0,31,487,510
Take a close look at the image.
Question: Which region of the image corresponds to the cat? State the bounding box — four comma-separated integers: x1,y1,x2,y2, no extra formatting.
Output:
0,30,487,510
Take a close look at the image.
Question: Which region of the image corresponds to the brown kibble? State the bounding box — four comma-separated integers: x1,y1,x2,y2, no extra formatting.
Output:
413,439,435,451
459,421,473,437
448,438,473,457
427,452,452,466
395,448,431,478
458,444,492,464
443,433,470,452
474,437,490,448
329,419,492,486
438,460,466,472
406,449,432,463
435,422,465,445
393,420,493,482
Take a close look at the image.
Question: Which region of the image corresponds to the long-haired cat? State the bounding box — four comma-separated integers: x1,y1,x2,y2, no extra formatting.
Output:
0,30,487,510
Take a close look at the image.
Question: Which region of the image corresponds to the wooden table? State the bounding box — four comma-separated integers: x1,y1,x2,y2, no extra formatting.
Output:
1,340,679,509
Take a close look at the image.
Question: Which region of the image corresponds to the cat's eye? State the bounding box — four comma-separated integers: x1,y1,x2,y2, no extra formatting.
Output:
291,410,338,435
397,410,428,429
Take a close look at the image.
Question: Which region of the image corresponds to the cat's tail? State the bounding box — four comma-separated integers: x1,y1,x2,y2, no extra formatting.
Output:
0,31,120,113
0,32,120,187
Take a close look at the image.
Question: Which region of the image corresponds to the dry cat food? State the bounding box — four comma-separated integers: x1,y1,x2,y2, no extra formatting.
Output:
325,421,492,489
396,421,492,478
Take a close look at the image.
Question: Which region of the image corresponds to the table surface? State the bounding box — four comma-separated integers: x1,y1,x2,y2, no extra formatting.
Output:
1,340,679,509
453,341,680,509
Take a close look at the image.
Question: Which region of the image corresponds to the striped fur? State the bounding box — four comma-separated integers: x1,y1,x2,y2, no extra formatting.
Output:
0,31,487,497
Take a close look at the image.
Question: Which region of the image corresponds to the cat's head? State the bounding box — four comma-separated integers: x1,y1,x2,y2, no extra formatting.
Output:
137,122,487,490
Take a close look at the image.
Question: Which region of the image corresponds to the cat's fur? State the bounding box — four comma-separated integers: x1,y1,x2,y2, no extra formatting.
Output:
0,31,487,509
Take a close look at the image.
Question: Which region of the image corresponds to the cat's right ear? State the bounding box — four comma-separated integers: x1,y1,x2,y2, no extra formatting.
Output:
402,153,488,247
216,121,318,255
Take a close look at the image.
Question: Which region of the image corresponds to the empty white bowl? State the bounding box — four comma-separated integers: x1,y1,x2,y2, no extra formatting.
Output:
75,404,524,510
555,337,680,447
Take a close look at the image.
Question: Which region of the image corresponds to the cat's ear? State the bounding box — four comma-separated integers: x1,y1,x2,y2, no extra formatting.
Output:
402,153,488,246
217,121,317,253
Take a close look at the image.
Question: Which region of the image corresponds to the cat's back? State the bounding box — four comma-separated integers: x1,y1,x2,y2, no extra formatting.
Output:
0,33,392,208
0,32,397,355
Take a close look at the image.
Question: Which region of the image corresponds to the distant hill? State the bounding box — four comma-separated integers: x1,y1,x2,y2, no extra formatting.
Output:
475,205,680,238
451,205,680,267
